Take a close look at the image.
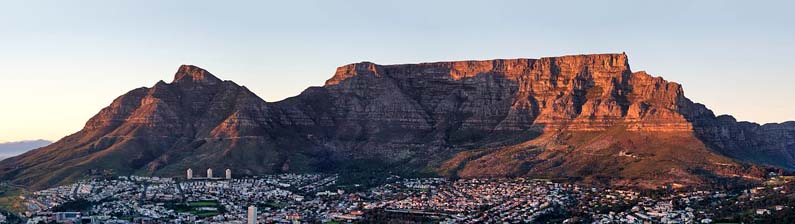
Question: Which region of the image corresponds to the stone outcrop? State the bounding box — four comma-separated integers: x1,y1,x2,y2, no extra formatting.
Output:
1,54,793,189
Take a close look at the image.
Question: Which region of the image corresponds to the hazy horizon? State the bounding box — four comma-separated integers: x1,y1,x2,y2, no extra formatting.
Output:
2,0,794,142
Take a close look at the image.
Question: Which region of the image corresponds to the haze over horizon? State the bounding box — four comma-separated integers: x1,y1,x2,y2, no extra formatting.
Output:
1,0,794,143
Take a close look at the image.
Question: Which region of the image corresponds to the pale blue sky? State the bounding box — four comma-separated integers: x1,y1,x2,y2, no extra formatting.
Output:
1,0,793,142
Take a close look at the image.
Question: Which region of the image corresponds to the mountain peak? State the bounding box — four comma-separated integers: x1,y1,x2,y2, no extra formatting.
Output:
173,65,221,85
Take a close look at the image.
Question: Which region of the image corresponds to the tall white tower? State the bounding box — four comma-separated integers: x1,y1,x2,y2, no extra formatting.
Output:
225,169,232,179
247,205,257,224
207,168,213,179
186,168,193,180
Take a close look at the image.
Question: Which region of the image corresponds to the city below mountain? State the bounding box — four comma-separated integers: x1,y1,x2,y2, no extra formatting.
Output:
2,53,794,192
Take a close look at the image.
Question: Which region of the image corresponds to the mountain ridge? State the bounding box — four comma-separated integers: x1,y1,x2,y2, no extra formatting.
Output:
2,53,793,190
0,139,52,161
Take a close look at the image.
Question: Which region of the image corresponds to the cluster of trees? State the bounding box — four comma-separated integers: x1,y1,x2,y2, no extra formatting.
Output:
51,199,92,212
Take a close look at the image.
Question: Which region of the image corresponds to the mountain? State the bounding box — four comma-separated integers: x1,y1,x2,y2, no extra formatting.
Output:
1,53,793,190
0,140,51,161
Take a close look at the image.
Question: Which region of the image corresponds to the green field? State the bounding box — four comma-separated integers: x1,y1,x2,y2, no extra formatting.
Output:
167,200,224,217
188,201,219,207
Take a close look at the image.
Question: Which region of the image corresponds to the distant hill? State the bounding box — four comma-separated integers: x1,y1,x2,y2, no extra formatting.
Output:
1,53,793,190
0,140,51,161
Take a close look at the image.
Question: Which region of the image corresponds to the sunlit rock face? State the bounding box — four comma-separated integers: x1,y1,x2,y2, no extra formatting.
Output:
2,54,793,190
319,54,696,133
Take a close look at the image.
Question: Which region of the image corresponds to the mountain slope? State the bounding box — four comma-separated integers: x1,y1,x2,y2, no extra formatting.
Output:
0,66,325,189
1,53,792,189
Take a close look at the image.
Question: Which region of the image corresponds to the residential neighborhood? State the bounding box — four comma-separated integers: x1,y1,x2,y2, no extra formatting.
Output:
14,173,795,223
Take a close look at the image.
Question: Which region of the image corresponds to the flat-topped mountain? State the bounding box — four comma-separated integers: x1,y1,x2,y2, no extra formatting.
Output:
2,53,793,189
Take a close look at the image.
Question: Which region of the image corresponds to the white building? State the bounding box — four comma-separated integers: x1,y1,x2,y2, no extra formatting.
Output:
207,168,213,179
186,168,193,180
247,205,257,224
225,169,232,179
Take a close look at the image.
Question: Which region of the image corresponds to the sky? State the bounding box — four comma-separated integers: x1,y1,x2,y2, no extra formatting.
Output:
1,0,794,143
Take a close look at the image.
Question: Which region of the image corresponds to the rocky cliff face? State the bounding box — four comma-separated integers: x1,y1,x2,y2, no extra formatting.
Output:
692,116,795,169
1,54,792,189
302,54,698,145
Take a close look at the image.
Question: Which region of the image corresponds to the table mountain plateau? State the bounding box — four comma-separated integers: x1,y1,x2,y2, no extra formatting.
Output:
2,53,793,190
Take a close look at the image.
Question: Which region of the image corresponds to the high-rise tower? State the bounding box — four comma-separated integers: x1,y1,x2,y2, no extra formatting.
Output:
247,205,257,224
